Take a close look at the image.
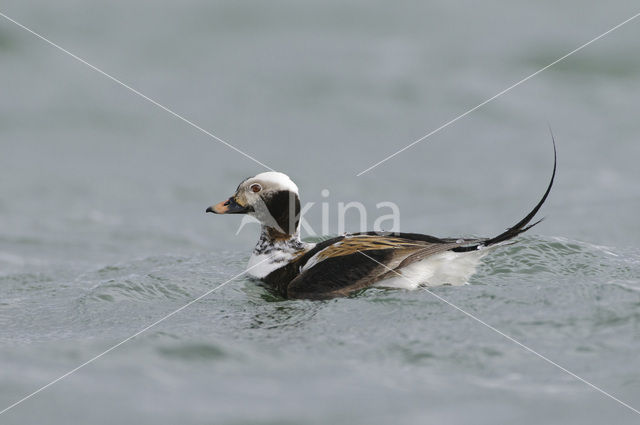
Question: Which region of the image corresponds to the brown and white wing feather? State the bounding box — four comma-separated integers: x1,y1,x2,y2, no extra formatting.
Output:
286,235,463,299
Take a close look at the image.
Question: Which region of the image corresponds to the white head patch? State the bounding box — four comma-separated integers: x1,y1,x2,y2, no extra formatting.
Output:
250,172,299,194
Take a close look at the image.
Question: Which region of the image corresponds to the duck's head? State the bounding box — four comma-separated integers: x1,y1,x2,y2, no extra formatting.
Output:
206,171,301,236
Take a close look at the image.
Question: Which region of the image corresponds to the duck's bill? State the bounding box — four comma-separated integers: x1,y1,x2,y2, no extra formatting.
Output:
206,196,252,214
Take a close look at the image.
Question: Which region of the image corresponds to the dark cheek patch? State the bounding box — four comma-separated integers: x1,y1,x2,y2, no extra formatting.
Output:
265,190,300,234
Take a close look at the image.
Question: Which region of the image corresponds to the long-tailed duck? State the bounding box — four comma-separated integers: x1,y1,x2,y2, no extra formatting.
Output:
206,141,556,299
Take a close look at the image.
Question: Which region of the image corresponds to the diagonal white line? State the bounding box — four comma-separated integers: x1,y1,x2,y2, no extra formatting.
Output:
0,256,272,416
356,11,640,176
357,250,640,416
0,11,274,172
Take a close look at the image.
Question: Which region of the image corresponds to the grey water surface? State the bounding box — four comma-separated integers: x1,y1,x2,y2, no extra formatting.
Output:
1,1,640,424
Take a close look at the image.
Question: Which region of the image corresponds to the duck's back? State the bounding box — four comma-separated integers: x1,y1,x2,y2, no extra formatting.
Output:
263,232,487,299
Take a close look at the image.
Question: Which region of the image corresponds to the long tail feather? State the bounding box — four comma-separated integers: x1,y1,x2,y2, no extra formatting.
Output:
453,132,557,252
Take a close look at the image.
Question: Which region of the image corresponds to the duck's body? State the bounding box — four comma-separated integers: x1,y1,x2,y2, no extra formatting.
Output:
254,232,494,299
207,141,556,299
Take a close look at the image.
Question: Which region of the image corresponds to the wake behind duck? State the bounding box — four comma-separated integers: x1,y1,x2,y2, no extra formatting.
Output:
206,140,556,299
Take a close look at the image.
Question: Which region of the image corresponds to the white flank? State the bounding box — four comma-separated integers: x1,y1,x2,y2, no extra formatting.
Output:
375,250,488,289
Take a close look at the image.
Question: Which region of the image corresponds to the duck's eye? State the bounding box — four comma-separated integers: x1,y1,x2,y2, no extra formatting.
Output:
250,183,262,193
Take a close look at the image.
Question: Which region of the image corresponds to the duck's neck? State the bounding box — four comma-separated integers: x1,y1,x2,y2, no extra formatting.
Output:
247,226,313,278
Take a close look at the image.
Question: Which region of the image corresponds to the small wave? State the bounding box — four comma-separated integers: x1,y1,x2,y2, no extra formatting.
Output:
245,300,322,330
73,251,250,306
0,272,54,286
84,276,192,303
156,342,227,361
476,235,640,281
77,254,217,303
469,235,640,338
